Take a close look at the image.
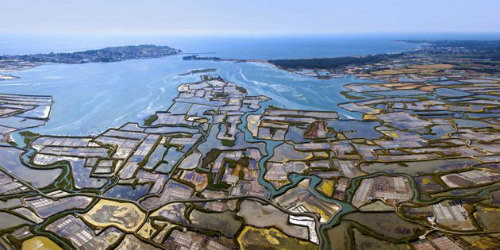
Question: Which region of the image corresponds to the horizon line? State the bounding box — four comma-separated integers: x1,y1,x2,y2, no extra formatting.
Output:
1,31,500,37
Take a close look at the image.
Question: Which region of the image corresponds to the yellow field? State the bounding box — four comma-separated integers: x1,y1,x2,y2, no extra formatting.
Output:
22,236,62,250
237,226,317,250
81,199,146,232
316,178,335,197
408,64,454,70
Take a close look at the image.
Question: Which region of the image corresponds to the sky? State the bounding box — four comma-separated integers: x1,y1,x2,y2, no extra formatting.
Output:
2,0,500,35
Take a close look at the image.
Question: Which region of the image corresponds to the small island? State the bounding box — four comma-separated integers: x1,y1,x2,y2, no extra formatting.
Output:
178,68,217,76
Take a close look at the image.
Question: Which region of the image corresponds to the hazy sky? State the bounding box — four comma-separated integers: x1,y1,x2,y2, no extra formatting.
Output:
2,0,500,35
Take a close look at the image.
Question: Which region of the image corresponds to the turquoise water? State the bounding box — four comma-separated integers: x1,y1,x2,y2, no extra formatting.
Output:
1,55,373,137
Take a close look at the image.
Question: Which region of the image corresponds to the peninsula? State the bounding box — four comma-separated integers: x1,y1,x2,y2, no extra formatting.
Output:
0,45,181,64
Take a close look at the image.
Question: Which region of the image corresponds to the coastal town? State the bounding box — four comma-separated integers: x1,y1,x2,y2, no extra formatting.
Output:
0,40,499,250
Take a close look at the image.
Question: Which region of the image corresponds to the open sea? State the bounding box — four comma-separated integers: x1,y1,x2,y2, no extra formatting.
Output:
0,34,497,136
